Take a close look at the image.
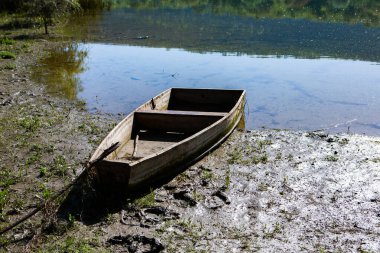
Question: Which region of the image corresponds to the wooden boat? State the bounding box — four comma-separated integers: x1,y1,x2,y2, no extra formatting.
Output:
90,88,246,191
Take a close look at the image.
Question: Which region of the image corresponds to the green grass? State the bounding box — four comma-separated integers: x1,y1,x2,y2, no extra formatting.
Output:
133,190,156,208
37,235,108,253
0,51,16,59
1,62,16,70
257,139,273,150
0,37,15,45
325,155,339,162
224,169,231,189
200,167,214,180
19,116,41,132
39,184,53,200
227,148,243,164
53,155,68,176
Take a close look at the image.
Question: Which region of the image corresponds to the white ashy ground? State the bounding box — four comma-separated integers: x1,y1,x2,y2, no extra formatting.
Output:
146,130,380,253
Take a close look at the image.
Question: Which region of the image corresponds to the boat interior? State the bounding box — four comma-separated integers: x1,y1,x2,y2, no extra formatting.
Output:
107,88,244,161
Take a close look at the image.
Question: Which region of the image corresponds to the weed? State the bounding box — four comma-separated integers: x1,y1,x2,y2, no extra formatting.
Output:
257,139,273,150
78,122,100,135
40,184,53,200
0,168,16,188
263,222,282,238
224,169,231,189
286,154,293,161
0,51,16,59
134,190,156,208
60,236,98,253
39,166,49,177
258,183,268,191
19,116,41,132
201,167,214,180
339,138,349,145
0,37,15,45
192,190,203,202
275,153,282,160
76,100,87,109
372,157,380,163
26,149,42,165
228,148,243,164
53,155,68,176
325,155,339,162
251,153,268,164
1,62,16,70
68,213,75,228
0,189,8,218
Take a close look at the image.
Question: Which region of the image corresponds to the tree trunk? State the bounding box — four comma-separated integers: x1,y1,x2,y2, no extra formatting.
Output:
43,18,48,34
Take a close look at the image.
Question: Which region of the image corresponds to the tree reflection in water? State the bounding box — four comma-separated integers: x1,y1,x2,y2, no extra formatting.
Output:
32,44,88,100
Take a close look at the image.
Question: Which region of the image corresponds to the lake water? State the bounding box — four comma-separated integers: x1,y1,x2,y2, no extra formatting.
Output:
33,2,380,135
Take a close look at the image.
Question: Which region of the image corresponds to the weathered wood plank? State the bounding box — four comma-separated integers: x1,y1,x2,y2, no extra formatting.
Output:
133,111,223,134
138,110,227,117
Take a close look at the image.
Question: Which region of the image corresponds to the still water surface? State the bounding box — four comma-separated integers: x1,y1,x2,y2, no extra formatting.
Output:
33,3,380,134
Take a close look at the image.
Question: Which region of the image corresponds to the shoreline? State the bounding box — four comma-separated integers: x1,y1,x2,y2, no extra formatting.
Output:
1,24,379,252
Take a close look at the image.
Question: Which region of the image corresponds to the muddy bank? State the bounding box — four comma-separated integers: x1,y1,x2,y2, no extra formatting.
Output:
87,130,379,253
0,26,120,251
1,25,380,253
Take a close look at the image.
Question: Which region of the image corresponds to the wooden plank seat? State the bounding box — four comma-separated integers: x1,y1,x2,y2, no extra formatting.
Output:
133,110,227,134
137,110,228,117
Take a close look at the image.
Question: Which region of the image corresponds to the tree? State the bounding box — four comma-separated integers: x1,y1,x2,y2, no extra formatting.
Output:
24,0,80,34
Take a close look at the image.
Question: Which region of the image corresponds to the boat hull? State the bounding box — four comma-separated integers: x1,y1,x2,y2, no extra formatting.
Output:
92,88,245,192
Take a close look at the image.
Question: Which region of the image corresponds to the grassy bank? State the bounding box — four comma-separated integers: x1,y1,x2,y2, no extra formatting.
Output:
0,17,119,252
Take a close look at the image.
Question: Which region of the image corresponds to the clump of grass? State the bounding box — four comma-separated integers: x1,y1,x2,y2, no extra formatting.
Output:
39,166,49,177
325,155,339,162
200,166,214,180
224,169,231,189
134,190,156,208
19,116,41,132
40,184,53,200
257,139,273,150
258,183,268,191
0,190,8,218
53,155,68,176
227,148,243,164
0,37,15,45
0,168,17,189
263,222,282,238
0,51,16,59
251,153,268,164
286,154,293,161
1,62,16,70
78,122,100,135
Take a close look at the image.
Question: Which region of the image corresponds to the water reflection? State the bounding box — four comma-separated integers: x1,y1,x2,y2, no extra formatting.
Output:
64,7,380,62
32,44,88,100
75,44,380,135
32,1,380,135
113,0,380,26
